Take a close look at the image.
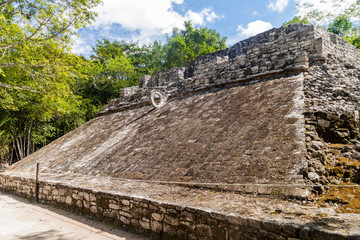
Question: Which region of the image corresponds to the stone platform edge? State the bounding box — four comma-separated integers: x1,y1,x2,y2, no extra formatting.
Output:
0,173,357,240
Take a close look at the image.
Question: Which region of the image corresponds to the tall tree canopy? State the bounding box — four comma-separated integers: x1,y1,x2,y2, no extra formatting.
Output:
0,0,101,163
0,0,101,111
163,21,227,69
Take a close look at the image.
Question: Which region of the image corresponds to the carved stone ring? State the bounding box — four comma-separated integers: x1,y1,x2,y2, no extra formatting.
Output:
150,90,168,108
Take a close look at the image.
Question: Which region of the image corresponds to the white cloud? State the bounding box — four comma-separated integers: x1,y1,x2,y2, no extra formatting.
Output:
92,0,222,35
227,20,273,45
184,8,223,26
295,0,357,23
236,20,273,39
72,0,223,55
71,35,93,56
252,11,259,16
266,0,289,12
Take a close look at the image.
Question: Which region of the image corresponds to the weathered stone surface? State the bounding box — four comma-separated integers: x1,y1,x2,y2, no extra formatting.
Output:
10,74,306,196
65,196,72,205
150,220,162,233
109,203,120,210
151,213,163,221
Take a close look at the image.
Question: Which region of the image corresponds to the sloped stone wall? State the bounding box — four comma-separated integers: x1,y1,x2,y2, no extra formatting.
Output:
11,74,307,197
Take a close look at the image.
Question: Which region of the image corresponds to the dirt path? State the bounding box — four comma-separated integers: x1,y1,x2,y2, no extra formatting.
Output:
0,191,149,240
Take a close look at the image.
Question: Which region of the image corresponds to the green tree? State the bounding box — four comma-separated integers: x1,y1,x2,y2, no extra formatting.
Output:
282,16,311,27
283,1,360,50
0,112,10,163
74,39,139,120
328,15,353,37
163,21,227,69
148,40,165,74
0,0,102,162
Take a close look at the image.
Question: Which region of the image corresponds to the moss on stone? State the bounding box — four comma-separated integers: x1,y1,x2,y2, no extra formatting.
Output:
318,186,360,214
336,156,360,168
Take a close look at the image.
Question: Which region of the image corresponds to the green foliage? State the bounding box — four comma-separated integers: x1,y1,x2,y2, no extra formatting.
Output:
282,16,311,27
0,113,10,162
328,15,353,37
163,21,227,69
327,15,360,50
283,1,360,50
0,0,101,162
74,39,140,119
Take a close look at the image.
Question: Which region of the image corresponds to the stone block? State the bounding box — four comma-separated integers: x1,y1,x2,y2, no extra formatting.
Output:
151,213,163,221
76,200,83,208
164,214,180,226
120,216,130,225
151,220,163,233
65,196,72,205
89,193,96,202
180,220,196,231
139,220,150,230
122,199,130,206
83,192,90,202
119,210,132,218
83,200,90,209
90,206,97,214
163,223,177,237
196,224,212,237
109,203,120,210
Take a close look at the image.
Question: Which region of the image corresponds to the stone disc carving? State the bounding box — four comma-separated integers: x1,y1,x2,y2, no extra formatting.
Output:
150,90,168,108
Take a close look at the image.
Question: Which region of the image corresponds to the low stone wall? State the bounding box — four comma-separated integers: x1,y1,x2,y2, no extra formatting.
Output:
0,173,357,240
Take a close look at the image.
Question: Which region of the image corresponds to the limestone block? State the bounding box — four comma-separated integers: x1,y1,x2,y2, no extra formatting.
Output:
83,200,90,209
180,220,196,231
90,206,98,214
65,196,72,205
164,214,180,226
59,189,66,196
119,210,132,218
76,200,83,208
52,189,59,196
139,220,150,230
120,216,130,225
110,210,119,219
109,203,120,210
89,193,96,202
151,213,163,222
121,199,130,206
83,192,89,202
163,223,177,236
72,193,79,200
150,221,162,233
180,211,194,222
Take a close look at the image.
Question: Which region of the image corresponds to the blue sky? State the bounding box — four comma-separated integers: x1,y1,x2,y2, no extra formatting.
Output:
72,0,356,56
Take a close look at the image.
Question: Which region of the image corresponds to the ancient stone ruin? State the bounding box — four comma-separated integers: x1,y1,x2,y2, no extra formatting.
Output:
1,24,360,239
